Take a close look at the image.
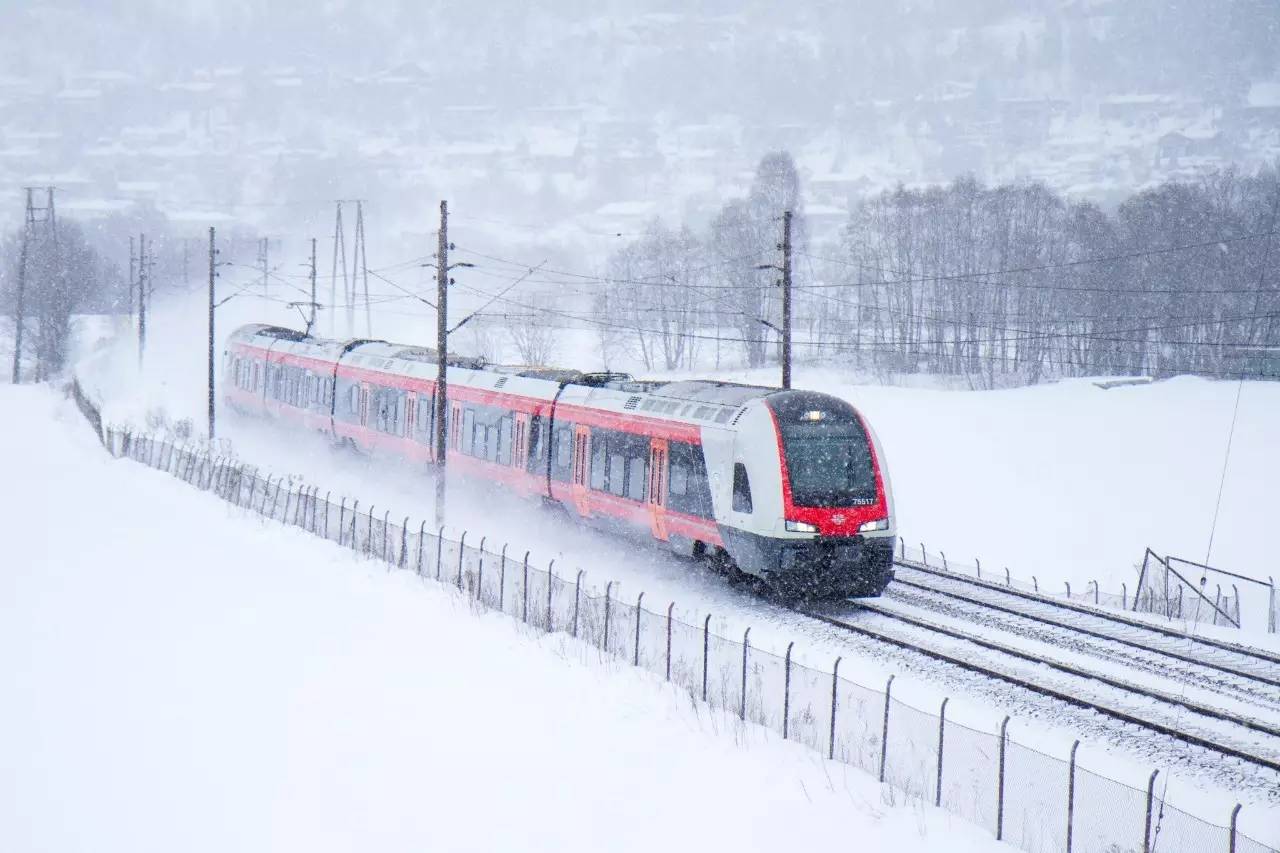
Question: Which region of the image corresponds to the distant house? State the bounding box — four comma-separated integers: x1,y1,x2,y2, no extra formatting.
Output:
1155,130,1227,166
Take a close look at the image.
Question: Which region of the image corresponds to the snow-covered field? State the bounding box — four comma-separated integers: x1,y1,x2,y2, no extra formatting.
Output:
1,383,1017,853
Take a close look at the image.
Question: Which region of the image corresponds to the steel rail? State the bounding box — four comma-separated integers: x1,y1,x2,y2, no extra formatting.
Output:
805,606,1280,774
889,576,1280,691
895,558,1280,667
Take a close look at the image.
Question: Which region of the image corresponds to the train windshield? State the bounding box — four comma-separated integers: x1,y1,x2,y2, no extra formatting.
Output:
777,418,878,508
764,391,881,508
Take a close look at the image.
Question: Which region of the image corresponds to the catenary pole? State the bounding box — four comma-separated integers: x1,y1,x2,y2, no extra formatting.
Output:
137,233,147,368
208,226,216,439
434,200,449,528
309,237,318,334
781,209,793,389
10,188,34,383
128,235,136,320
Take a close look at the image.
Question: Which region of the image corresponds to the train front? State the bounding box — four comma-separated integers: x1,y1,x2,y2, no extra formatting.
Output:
720,390,895,599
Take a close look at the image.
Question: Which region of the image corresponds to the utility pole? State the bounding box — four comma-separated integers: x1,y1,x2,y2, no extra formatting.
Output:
128,236,136,320
308,237,318,334
137,233,147,368
330,202,348,337
208,227,217,439
10,189,35,383
781,209,793,390
258,236,269,295
353,201,371,337
434,200,449,528
755,209,794,389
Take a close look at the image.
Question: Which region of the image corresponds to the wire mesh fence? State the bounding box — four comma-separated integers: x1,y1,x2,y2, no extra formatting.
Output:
83,404,1278,853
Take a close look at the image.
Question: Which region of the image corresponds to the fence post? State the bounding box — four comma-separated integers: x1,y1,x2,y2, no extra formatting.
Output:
1122,583,1127,609
702,614,711,702
1268,577,1275,634
475,537,487,600
1005,567,1011,587
1229,803,1242,853
521,552,530,623
782,641,794,740
1033,575,1039,593
603,581,615,652
436,526,445,580
920,543,927,566
282,486,293,525
996,716,1010,841
365,506,376,556
1066,740,1079,853
634,592,644,667
259,475,273,515
416,521,426,575
828,657,842,760
270,478,283,519
1065,581,1071,600
381,511,390,563
941,551,948,571
898,537,904,559
347,499,357,547
456,530,467,589
665,602,675,682
1094,580,1100,604
497,544,508,613
546,559,555,631
740,627,751,721
879,674,895,783
1143,770,1160,853
399,517,409,569
572,570,584,637
935,697,948,807
1232,583,1240,628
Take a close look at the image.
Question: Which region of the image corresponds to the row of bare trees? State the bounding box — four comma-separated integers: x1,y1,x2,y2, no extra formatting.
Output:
594,157,1279,383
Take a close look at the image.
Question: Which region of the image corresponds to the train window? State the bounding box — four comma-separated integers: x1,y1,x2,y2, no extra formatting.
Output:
627,456,647,502
608,453,626,497
732,463,753,514
590,438,606,490
669,462,689,496
554,425,572,472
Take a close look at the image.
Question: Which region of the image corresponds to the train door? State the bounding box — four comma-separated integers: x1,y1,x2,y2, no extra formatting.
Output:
405,391,417,439
647,438,669,542
358,383,371,427
514,413,529,470
450,402,463,451
571,425,591,516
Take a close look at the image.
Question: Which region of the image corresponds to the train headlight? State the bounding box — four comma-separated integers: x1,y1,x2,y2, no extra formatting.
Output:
785,520,819,533
859,518,889,533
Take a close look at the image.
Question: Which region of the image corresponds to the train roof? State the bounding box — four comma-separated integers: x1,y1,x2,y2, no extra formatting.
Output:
227,324,799,430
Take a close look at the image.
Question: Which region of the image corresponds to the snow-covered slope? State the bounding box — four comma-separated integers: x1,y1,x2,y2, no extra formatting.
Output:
0,384,1009,853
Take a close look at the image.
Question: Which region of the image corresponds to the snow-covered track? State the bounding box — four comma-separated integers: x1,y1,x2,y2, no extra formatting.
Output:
886,575,1280,700
894,559,1280,676
805,603,1280,774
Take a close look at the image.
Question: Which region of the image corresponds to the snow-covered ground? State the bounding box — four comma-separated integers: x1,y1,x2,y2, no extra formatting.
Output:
1,383,1019,853
59,298,1280,846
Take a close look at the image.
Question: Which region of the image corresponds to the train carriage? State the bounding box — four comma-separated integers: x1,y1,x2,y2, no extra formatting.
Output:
224,323,896,598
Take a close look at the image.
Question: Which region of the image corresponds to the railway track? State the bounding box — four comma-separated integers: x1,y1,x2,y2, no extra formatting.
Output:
805,599,1280,775
893,558,1280,681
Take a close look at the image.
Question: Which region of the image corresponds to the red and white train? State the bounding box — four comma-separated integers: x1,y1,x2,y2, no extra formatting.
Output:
224,324,896,598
